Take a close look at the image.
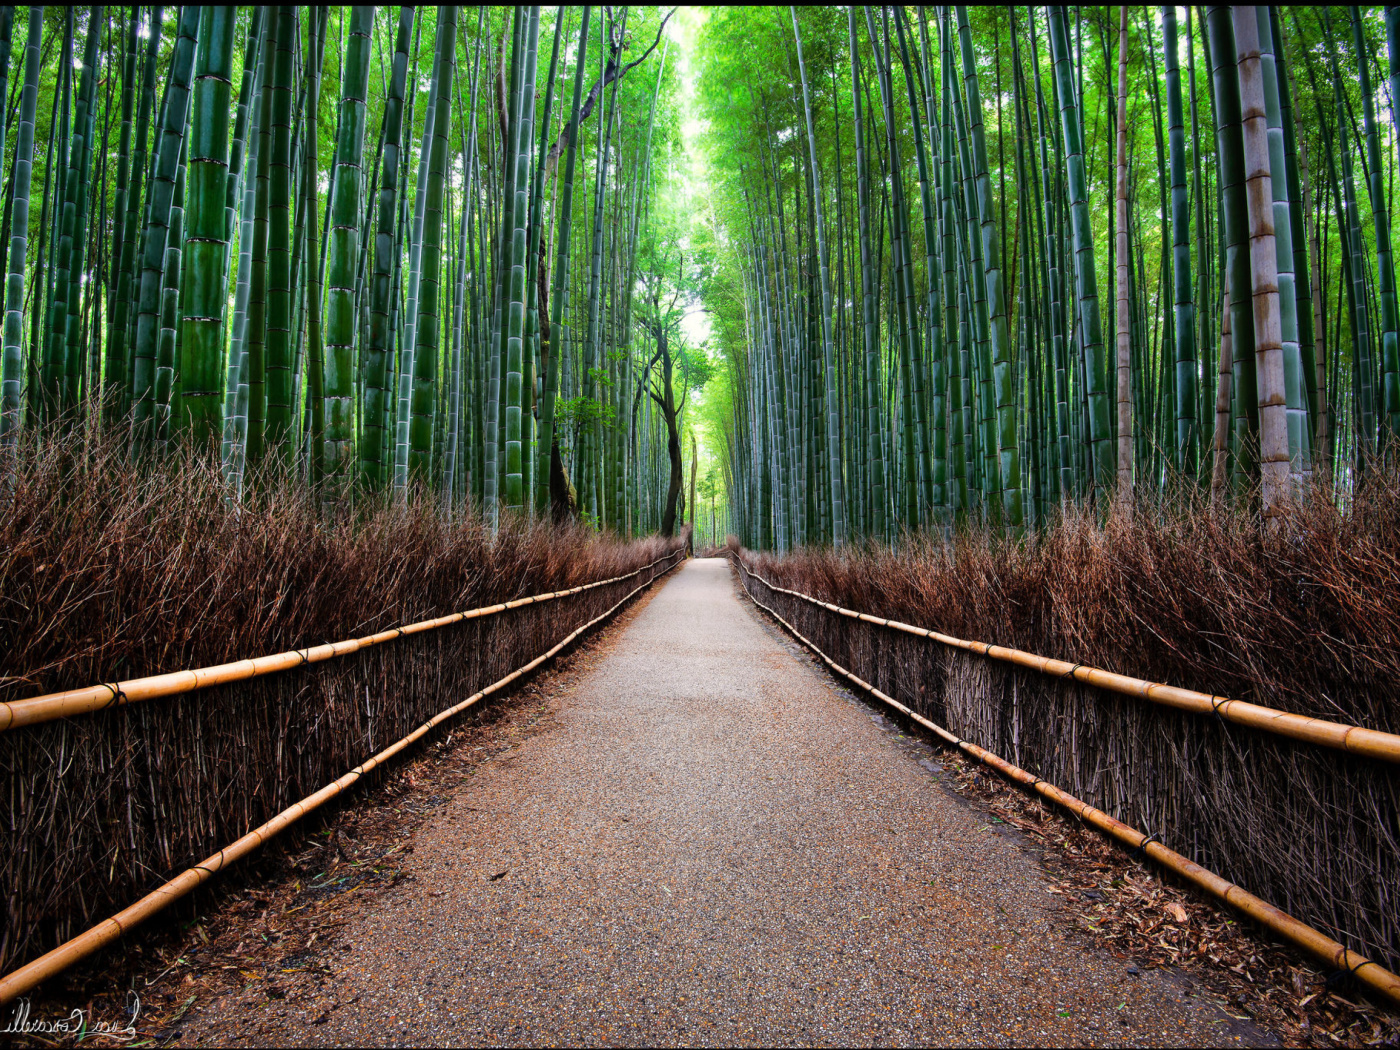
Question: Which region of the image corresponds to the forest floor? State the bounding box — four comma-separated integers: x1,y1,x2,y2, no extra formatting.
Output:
16,558,1394,1047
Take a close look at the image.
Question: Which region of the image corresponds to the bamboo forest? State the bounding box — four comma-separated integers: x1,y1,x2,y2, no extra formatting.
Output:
701,5,1400,546
0,6,1395,540
3,6,1400,1043
0,5,694,532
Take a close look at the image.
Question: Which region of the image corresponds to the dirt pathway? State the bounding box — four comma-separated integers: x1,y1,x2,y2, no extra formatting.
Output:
184,558,1271,1047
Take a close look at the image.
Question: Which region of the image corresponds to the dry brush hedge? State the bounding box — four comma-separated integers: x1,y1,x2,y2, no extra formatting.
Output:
735,485,1400,976
0,434,679,974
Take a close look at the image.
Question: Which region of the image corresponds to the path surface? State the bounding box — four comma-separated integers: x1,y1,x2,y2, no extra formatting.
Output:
187,559,1269,1047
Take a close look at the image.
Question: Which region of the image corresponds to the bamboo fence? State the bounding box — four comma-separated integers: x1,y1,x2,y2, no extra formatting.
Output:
734,554,1400,1005
0,551,685,732
0,545,683,979
0,548,683,1004
738,567,1400,763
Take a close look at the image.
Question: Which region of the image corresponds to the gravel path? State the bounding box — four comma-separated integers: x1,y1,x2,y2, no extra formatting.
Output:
185,558,1272,1047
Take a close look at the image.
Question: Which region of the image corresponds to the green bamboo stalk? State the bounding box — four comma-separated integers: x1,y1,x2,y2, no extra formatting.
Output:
943,10,969,520
895,7,946,524
178,4,236,448
131,6,199,446
536,8,593,518
1,7,40,455
1162,6,1197,474
261,6,295,461
1113,6,1131,508
580,7,626,523
153,152,184,447
1257,8,1308,485
0,7,14,241
302,8,327,486
868,6,923,527
42,10,76,417
38,11,71,421
222,12,267,493
792,7,845,546
242,11,275,468
322,6,373,489
521,8,559,518
396,8,441,500
113,4,162,424
60,7,101,413
1266,9,1312,458
501,6,537,508
444,14,483,511
480,10,503,518
947,18,994,514
1048,5,1112,503
958,5,1022,527
28,35,58,425
103,7,137,413
850,9,887,539
409,5,458,484
359,6,414,487
1354,8,1400,443
1206,6,1259,491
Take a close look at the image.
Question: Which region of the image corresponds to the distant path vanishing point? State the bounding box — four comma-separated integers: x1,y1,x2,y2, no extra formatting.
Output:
186,558,1272,1048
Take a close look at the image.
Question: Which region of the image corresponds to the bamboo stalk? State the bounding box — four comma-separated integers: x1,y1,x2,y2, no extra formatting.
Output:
735,560,1400,1010
736,562,1400,765
0,548,685,1005
1,549,683,732
1114,6,1132,509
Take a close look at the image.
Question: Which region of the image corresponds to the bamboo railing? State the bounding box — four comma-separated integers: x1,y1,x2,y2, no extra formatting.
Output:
0,550,684,732
734,558,1400,1010
0,548,685,1004
738,564,1400,764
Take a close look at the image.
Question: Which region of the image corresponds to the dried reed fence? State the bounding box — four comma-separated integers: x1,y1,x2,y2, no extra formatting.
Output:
0,433,682,975
730,486,1400,980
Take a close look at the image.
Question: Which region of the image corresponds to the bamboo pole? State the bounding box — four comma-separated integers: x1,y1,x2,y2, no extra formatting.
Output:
734,560,1400,1010
0,548,685,1005
0,549,684,732
1114,6,1132,510
737,562,1400,765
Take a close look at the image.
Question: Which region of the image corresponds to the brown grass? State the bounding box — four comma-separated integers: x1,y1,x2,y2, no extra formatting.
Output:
733,478,1400,983
0,431,678,974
